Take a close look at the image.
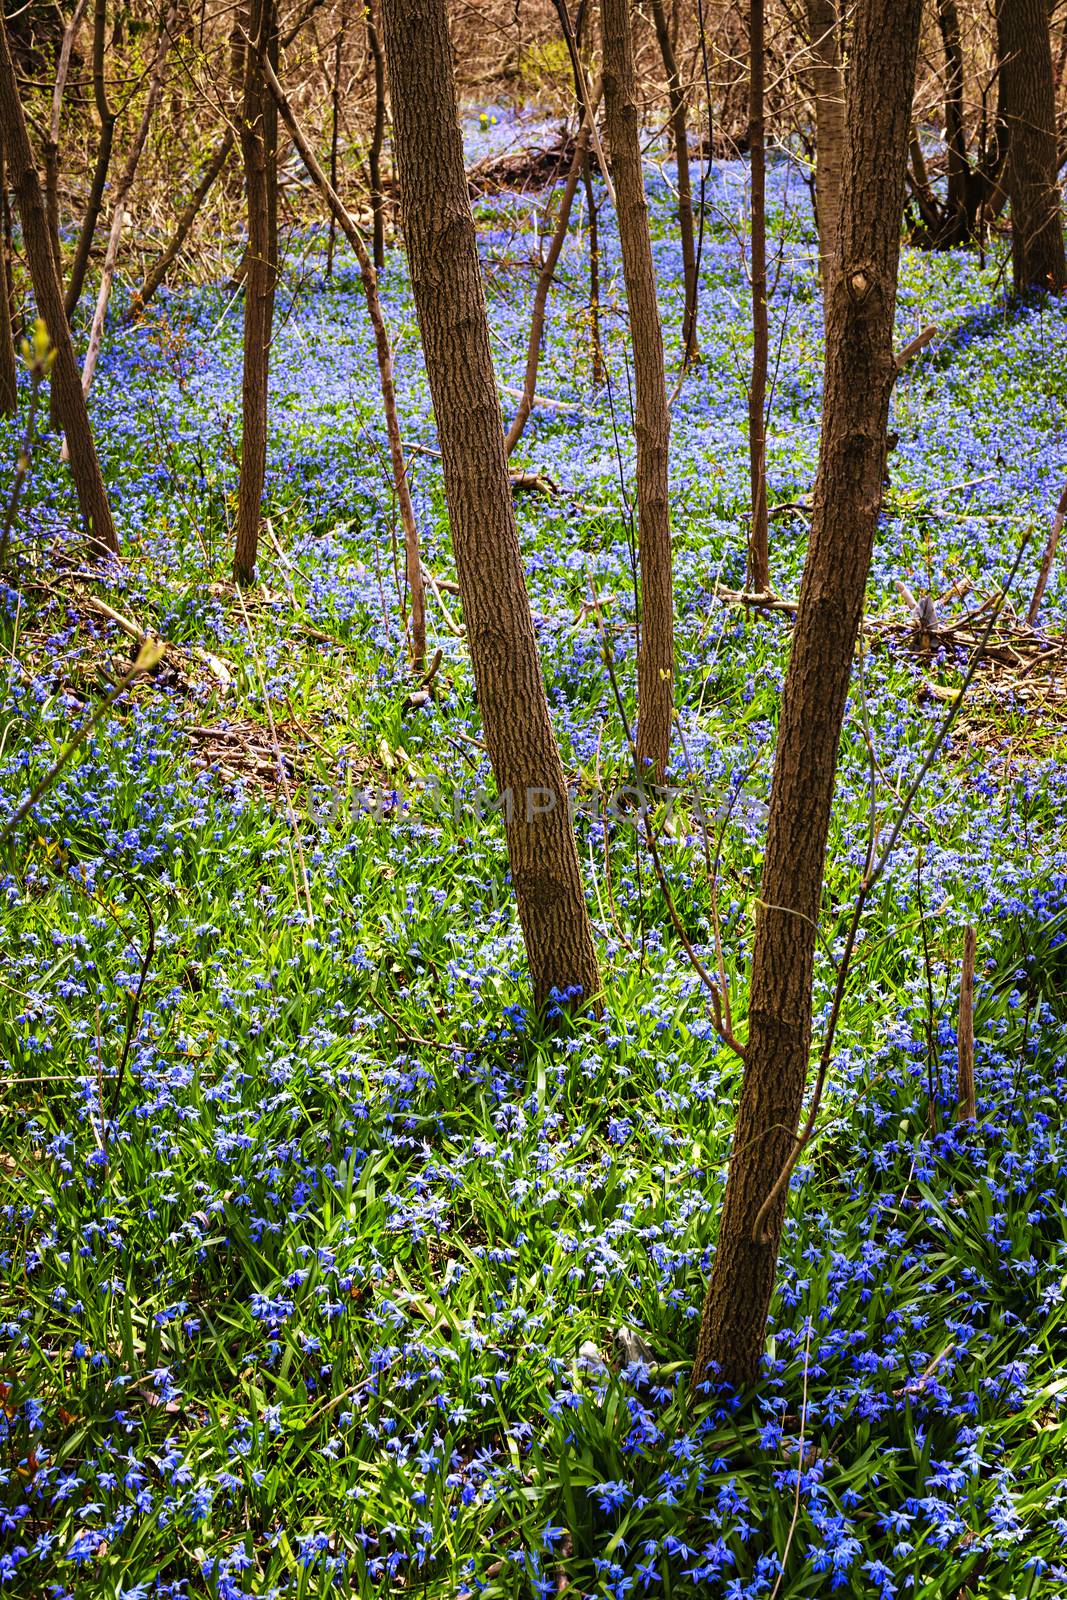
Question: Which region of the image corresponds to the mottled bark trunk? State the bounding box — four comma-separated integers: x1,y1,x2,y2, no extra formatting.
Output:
803,0,844,309
747,0,769,590
0,19,116,554
996,0,1066,294
692,0,923,1396
128,129,234,320
602,0,674,783
649,0,698,365
381,0,602,1013
233,0,279,587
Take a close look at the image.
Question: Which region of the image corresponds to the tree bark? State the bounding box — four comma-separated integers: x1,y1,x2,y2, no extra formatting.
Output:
691,0,924,1396
996,0,1066,294
326,5,346,277
803,0,844,308
505,103,595,457
648,0,698,365
76,5,173,404
260,48,426,669
0,126,17,416
65,0,116,319
44,0,88,283
0,18,116,554
381,0,602,1014
365,0,387,272
127,129,234,320
747,0,769,590
602,0,674,784
233,0,279,587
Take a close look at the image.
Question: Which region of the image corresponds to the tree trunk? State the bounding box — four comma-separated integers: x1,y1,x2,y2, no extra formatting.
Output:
326,5,345,277
996,0,1066,294
747,0,769,590
365,0,387,272
937,0,968,236
0,19,116,554
44,0,87,283
127,129,234,320
260,48,426,669
233,0,279,587
65,0,116,319
76,4,173,405
803,0,844,308
0,126,17,416
505,104,595,456
602,0,674,784
380,0,602,1014
649,0,698,365
691,0,923,1396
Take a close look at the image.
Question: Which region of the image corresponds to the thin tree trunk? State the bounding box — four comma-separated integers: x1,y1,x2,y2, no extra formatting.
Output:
583,148,604,383
505,99,596,456
649,0,698,365
0,19,116,554
326,4,345,276
937,0,968,234
996,0,1066,294
44,0,88,282
803,0,844,308
381,0,602,1014
691,0,924,1396
233,0,279,586
260,50,426,668
75,6,173,405
602,0,674,784
65,0,116,319
365,0,386,271
0,128,17,415
747,0,769,591
127,129,234,320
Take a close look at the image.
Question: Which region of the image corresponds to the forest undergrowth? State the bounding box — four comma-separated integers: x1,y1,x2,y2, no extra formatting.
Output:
2,118,1067,1597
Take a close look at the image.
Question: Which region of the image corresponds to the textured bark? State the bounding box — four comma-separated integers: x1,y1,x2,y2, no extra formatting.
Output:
649,0,698,365
602,0,674,783
77,6,173,402
65,0,116,318
996,0,1066,294
127,130,234,320
260,50,425,668
692,0,923,1395
365,0,387,271
505,107,594,456
0,19,116,554
583,146,604,383
233,0,279,586
803,0,844,308
938,0,968,234
44,0,87,283
381,0,602,1013
746,0,769,590
326,5,345,277
0,129,17,416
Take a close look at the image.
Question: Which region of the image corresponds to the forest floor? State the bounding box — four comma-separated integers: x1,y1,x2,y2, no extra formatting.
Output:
3,114,1067,1598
